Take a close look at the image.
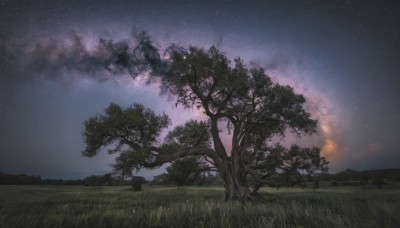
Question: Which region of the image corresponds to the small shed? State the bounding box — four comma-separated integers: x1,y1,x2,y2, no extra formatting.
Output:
131,176,146,191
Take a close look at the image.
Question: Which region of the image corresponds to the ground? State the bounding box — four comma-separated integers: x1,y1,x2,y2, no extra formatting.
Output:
0,184,399,227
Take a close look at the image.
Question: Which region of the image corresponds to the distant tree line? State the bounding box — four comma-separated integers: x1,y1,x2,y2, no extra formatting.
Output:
0,171,136,186
151,168,400,189
306,169,400,189
151,172,223,187
328,169,400,182
2,168,399,189
0,172,43,185
0,169,218,187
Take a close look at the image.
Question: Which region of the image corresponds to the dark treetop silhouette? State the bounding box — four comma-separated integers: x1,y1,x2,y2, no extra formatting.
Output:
82,44,328,202
166,156,205,189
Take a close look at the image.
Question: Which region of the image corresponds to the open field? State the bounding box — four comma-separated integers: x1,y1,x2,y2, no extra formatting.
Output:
0,185,399,228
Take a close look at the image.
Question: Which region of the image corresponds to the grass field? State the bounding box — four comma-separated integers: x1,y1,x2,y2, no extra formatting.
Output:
0,185,399,228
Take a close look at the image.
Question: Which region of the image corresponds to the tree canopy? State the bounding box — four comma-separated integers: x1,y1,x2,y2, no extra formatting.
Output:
82,45,328,202
82,103,170,176
166,157,205,189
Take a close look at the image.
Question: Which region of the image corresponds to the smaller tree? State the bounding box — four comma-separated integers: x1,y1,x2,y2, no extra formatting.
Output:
167,157,205,189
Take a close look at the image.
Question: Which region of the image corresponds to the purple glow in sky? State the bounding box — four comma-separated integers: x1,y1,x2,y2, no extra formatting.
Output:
1,0,399,179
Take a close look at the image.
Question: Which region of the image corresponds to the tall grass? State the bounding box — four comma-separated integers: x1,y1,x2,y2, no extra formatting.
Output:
0,185,398,227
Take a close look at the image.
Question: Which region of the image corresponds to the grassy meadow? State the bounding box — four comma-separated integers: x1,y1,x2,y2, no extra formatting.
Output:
0,184,399,228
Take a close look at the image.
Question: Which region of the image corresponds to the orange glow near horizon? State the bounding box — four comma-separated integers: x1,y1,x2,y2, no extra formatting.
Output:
269,69,340,159
319,115,338,157
321,138,337,155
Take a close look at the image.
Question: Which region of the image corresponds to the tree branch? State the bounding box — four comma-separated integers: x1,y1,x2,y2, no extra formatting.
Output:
245,166,277,187
144,146,219,168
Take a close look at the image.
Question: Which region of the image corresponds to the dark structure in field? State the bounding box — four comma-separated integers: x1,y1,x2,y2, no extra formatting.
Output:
131,176,146,191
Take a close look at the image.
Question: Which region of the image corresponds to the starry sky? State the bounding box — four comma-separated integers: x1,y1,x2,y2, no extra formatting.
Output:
1,0,399,179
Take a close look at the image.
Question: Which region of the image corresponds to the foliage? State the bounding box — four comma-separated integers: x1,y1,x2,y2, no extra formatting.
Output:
82,174,113,186
198,173,223,185
82,45,329,202
150,172,222,186
82,103,170,176
336,169,400,181
166,157,205,188
0,172,42,185
150,173,169,185
0,171,133,186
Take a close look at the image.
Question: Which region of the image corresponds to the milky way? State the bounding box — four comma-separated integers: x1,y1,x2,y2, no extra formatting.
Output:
1,0,399,179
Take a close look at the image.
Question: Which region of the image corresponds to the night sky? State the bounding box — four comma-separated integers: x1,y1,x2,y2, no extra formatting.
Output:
1,0,399,179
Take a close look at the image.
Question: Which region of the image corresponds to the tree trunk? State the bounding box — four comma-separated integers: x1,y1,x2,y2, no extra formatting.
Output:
220,163,253,203
209,119,253,203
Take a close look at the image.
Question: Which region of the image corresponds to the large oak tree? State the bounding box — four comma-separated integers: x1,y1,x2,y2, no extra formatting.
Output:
82,46,328,202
